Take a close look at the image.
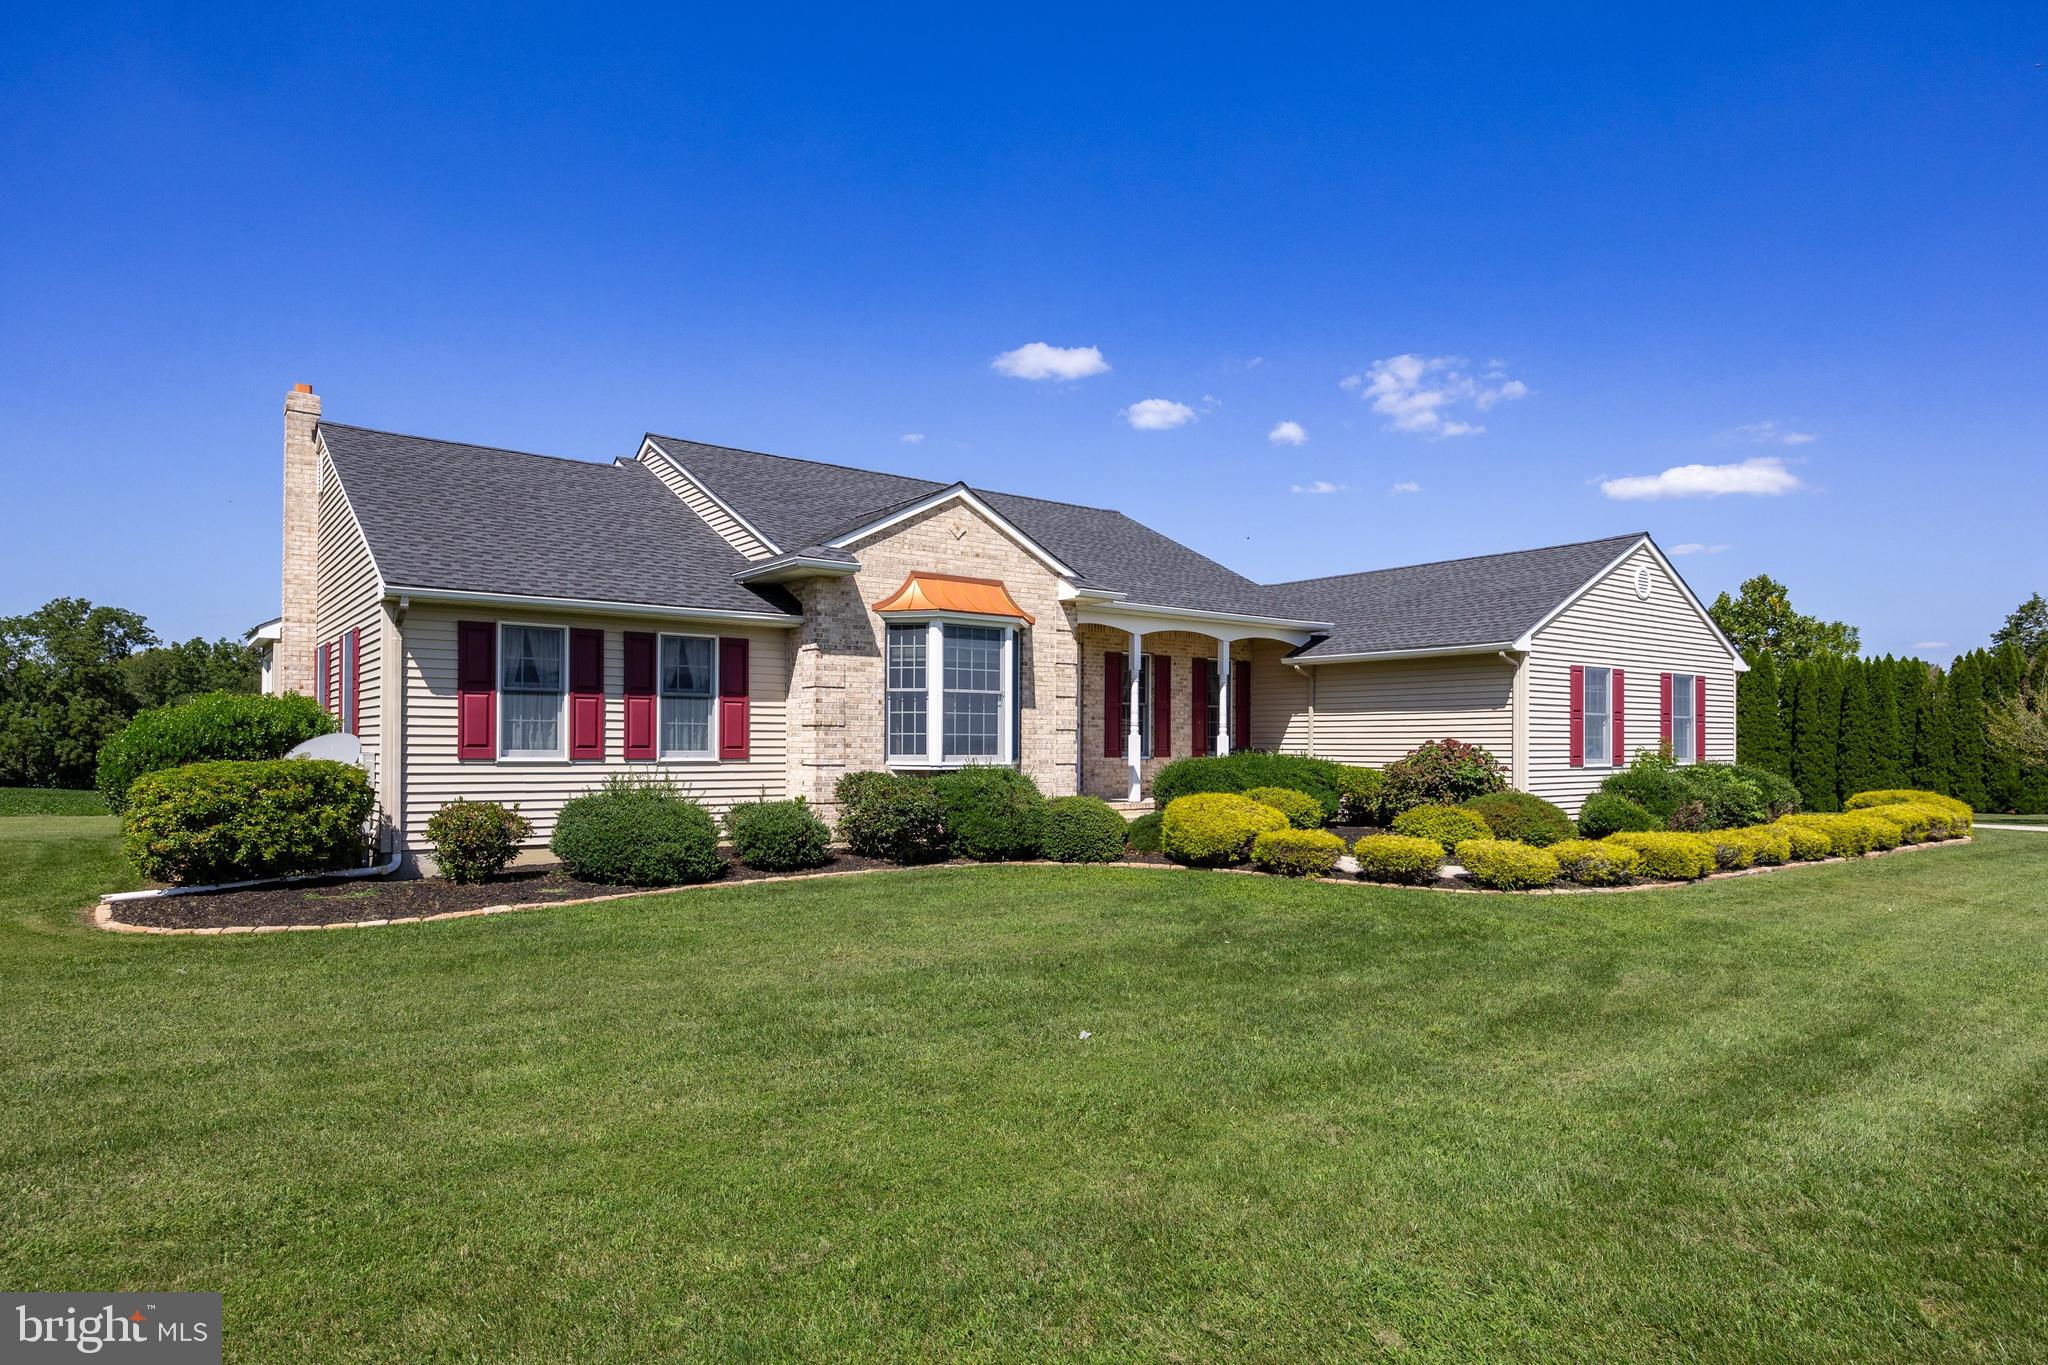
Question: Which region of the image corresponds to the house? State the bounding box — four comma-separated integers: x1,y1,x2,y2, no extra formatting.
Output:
270,385,1744,869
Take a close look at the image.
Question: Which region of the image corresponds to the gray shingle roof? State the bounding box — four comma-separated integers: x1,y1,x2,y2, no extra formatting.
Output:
320,425,798,617
1270,533,1648,658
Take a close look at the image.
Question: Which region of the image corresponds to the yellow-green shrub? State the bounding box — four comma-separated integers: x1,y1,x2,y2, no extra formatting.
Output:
1863,802,1936,843
1858,812,1905,850
1774,821,1832,860
1391,803,1492,853
1705,825,1792,870
1250,828,1346,877
1161,793,1288,867
1845,789,1972,824
1550,838,1641,886
1242,786,1325,830
1351,833,1445,885
1779,811,1903,857
1455,838,1560,890
1602,831,1717,880
1729,825,1793,866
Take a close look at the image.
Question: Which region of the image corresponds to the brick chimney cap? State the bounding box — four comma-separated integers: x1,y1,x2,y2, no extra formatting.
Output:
293,383,313,393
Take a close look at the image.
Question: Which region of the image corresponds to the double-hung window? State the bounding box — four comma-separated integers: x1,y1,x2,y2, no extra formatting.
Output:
659,634,717,758
1583,665,1613,768
1670,672,1698,764
1118,654,1152,759
885,619,1017,765
500,624,567,758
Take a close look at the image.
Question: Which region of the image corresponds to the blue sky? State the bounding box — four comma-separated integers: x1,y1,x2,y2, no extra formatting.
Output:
3,4,2043,656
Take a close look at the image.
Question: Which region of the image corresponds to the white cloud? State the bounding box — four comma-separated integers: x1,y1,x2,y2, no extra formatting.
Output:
899,433,925,444
1913,641,1950,651
1290,480,1344,495
1121,398,1196,431
1246,356,1265,368
1728,420,1818,446
1341,354,1528,438
1268,420,1307,446
1389,480,1422,495
991,342,1110,381
1600,457,1806,501
1668,542,1731,556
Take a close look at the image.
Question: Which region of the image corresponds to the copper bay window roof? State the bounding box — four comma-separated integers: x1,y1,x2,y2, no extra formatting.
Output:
871,572,1036,624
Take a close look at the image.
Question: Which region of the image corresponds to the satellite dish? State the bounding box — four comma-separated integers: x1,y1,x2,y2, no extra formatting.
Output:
287,732,366,767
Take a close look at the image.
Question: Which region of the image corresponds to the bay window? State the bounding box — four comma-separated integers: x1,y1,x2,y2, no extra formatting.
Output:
885,619,1017,765
660,634,717,758
500,624,566,758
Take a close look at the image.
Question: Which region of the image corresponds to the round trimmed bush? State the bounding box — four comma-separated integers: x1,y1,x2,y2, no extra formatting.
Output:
1601,831,1717,880
726,798,832,871
1380,739,1508,815
1040,796,1130,863
1150,753,1348,822
96,692,335,812
1350,833,1445,885
1732,763,1802,819
551,780,723,886
1718,825,1792,867
1455,838,1560,890
1125,810,1163,854
1778,812,1882,857
1774,820,1832,860
121,758,373,886
835,771,949,864
1577,792,1662,838
931,766,1045,861
1391,803,1491,853
1250,828,1346,877
1702,829,1757,871
425,799,531,883
1846,789,1972,826
1550,838,1641,886
1333,765,1385,824
1242,786,1324,830
1858,812,1905,850
1461,790,1573,846
1161,793,1288,866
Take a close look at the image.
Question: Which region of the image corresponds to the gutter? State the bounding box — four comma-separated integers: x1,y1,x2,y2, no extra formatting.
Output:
382,584,801,626
1291,641,1517,665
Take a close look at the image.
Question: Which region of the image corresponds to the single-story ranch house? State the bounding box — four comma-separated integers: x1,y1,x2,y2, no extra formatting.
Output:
264,386,1744,868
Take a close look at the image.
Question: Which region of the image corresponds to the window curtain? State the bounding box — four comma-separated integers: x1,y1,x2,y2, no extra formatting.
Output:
660,636,715,755
501,626,564,754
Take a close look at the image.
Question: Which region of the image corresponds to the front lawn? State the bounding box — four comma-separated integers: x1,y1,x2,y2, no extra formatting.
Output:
2,818,2044,1361
0,785,107,816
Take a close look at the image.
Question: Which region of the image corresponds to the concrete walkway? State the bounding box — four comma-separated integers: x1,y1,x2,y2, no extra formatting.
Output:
1975,822,2048,833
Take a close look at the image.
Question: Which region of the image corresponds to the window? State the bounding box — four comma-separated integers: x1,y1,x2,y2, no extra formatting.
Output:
885,619,1016,765
1203,661,1220,754
1583,665,1613,768
500,624,566,757
1671,672,1697,764
659,634,717,758
1118,654,1152,759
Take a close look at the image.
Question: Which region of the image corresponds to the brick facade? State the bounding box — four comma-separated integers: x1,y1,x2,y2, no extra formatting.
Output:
1075,627,1257,799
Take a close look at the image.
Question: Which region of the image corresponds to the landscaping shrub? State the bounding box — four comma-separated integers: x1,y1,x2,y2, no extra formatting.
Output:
1721,824,1793,867
1576,792,1662,838
1350,833,1445,884
424,799,531,883
96,692,334,812
1732,763,1802,819
551,778,723,886
725,798,832,871
835,771,949,864
1040,796,1130,864
1602,831,1717,880
1380,739,1508,815
1250,828,1346,877
1550,838,1641,886
931,766,1045,861
1160,793,1287,866
1391,803,1491,853
1333,765,1385,824
1455,838,1560,890
1150,753,1347,822
1242,785,1324,830
1775,821,1832,860
121,758,372,886
1461,790,1573,846
1702,829,1757,871
1125,810,1162,853
1860,802,1935,843
1678,764,1771,829
1595,751,1769,830
1845,788,1973,822
1858,812,1905,850
1778,812,1885,857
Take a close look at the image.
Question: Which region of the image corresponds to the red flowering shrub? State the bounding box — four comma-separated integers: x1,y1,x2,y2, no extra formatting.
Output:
1380,738,1508,816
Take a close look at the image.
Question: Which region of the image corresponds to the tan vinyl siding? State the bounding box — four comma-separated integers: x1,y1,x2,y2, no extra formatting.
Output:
313,449,384,752
1248,641,1309,752
640,446,776,560
1525,542,1738,814
1300,654,1514,767
400,606,791,851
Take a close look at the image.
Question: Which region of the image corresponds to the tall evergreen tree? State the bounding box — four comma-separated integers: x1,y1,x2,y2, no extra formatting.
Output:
1948,653,1989,809
1837,660,1883,802
1790,659,1839,812
1908,663,1954,795
1736,651,1786,775
1984,642,2028,808
1873,656,1908,788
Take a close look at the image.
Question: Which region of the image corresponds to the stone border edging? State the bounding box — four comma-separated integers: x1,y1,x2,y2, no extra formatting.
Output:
89,836,1974,937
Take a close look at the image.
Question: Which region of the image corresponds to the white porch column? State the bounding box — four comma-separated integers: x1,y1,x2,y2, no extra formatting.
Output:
1126,629,1145,801
1215,636,1233,757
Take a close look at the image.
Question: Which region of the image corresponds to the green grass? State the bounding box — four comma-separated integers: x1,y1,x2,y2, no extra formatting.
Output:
3,818,2045,1362
0,785,107,816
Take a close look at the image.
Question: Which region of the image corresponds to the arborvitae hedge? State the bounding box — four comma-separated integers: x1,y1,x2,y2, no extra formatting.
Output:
1736,652,1784,774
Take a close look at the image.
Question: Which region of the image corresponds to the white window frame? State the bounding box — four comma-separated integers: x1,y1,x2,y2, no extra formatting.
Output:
882,615,1017,769
1670,671,1698,765
657,631,720,762
1583,664,1614,769
498,621,568,762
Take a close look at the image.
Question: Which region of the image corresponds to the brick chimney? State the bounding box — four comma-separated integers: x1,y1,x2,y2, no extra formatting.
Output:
277,383,322,697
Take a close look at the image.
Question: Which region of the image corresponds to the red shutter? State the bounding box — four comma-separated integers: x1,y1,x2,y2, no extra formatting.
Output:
623,632,656,761
1568,664,1585,768
456,622,496,760
568,628,604,760
718,637,750,761
1696,675,1708,760
1155,654,1171,753
1659,673,1673,748
1233,659,1251,751
1103,652,1124,757
1612,668,1625,765
1190,658,1210,757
